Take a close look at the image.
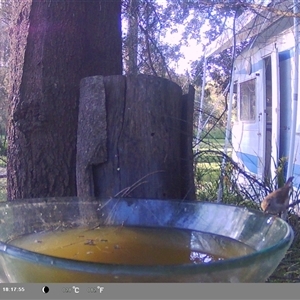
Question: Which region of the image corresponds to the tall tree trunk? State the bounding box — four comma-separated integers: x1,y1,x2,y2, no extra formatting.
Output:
126,0,139,75
7,0,122,200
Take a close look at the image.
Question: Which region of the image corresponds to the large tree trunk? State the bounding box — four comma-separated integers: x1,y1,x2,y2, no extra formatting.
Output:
7,0,122,200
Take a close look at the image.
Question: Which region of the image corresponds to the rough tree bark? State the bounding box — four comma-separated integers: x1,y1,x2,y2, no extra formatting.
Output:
77,74,196,200
7,0,122,200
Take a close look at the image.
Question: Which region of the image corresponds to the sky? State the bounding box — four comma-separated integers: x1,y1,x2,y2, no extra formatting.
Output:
148,0,206,75
158,0,273,74
165,27,204,74
161,5,207,75
122,14,205,75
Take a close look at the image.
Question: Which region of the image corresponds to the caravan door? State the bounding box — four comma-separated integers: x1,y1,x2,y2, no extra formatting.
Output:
257,59,265,178
236,76,260,175
259,50,280,181
270,48,280,180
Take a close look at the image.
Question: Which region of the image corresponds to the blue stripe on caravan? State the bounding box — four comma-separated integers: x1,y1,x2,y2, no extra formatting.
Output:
279,49,292,62
292,164,300,187
236,152,258,174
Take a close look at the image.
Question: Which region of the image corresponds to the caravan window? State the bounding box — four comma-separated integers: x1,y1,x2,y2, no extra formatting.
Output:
239,79,256,121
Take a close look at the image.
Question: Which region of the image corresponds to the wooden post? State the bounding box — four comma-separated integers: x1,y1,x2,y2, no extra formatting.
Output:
77,76,108,197
77,74,195,200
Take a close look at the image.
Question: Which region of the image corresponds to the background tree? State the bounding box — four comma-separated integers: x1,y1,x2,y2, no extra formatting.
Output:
0,0,10,159
7,0,122,200
123,0,139,75
122,0,184,82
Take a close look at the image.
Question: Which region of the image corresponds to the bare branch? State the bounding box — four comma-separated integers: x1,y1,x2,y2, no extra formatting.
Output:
198,0,300,18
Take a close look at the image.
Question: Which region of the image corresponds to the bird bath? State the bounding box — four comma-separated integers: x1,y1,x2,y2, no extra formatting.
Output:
0,197,294,282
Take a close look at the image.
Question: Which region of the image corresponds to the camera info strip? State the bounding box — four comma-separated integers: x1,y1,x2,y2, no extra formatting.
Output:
0,283,299,300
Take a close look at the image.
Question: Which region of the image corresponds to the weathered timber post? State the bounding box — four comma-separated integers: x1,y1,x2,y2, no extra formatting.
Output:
77,74,195,200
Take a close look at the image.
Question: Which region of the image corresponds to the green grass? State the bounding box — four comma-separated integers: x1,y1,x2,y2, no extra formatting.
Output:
195,136,230,201
0,155,6,202
0,177,6,202
0,156,6,168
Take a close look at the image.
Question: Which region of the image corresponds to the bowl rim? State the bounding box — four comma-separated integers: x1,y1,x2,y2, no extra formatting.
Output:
0,197,294,277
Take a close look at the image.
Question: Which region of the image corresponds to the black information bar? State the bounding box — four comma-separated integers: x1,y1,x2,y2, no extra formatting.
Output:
0,283,299,300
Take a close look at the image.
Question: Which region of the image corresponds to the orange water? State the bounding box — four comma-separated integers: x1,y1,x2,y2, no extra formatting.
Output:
9,226,228,265
10,226,253,265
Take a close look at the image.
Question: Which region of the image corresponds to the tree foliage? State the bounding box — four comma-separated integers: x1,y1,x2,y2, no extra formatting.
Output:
122,0,295,91
126,0,295,135
122,0,184,81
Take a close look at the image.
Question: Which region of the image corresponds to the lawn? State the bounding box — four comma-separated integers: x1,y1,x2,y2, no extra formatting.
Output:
0,177,6,202
0,155,6,202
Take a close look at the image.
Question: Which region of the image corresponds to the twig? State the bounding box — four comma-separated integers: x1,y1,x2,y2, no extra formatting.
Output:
114,180,148,198
287,199,300,209
113,170,165,198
